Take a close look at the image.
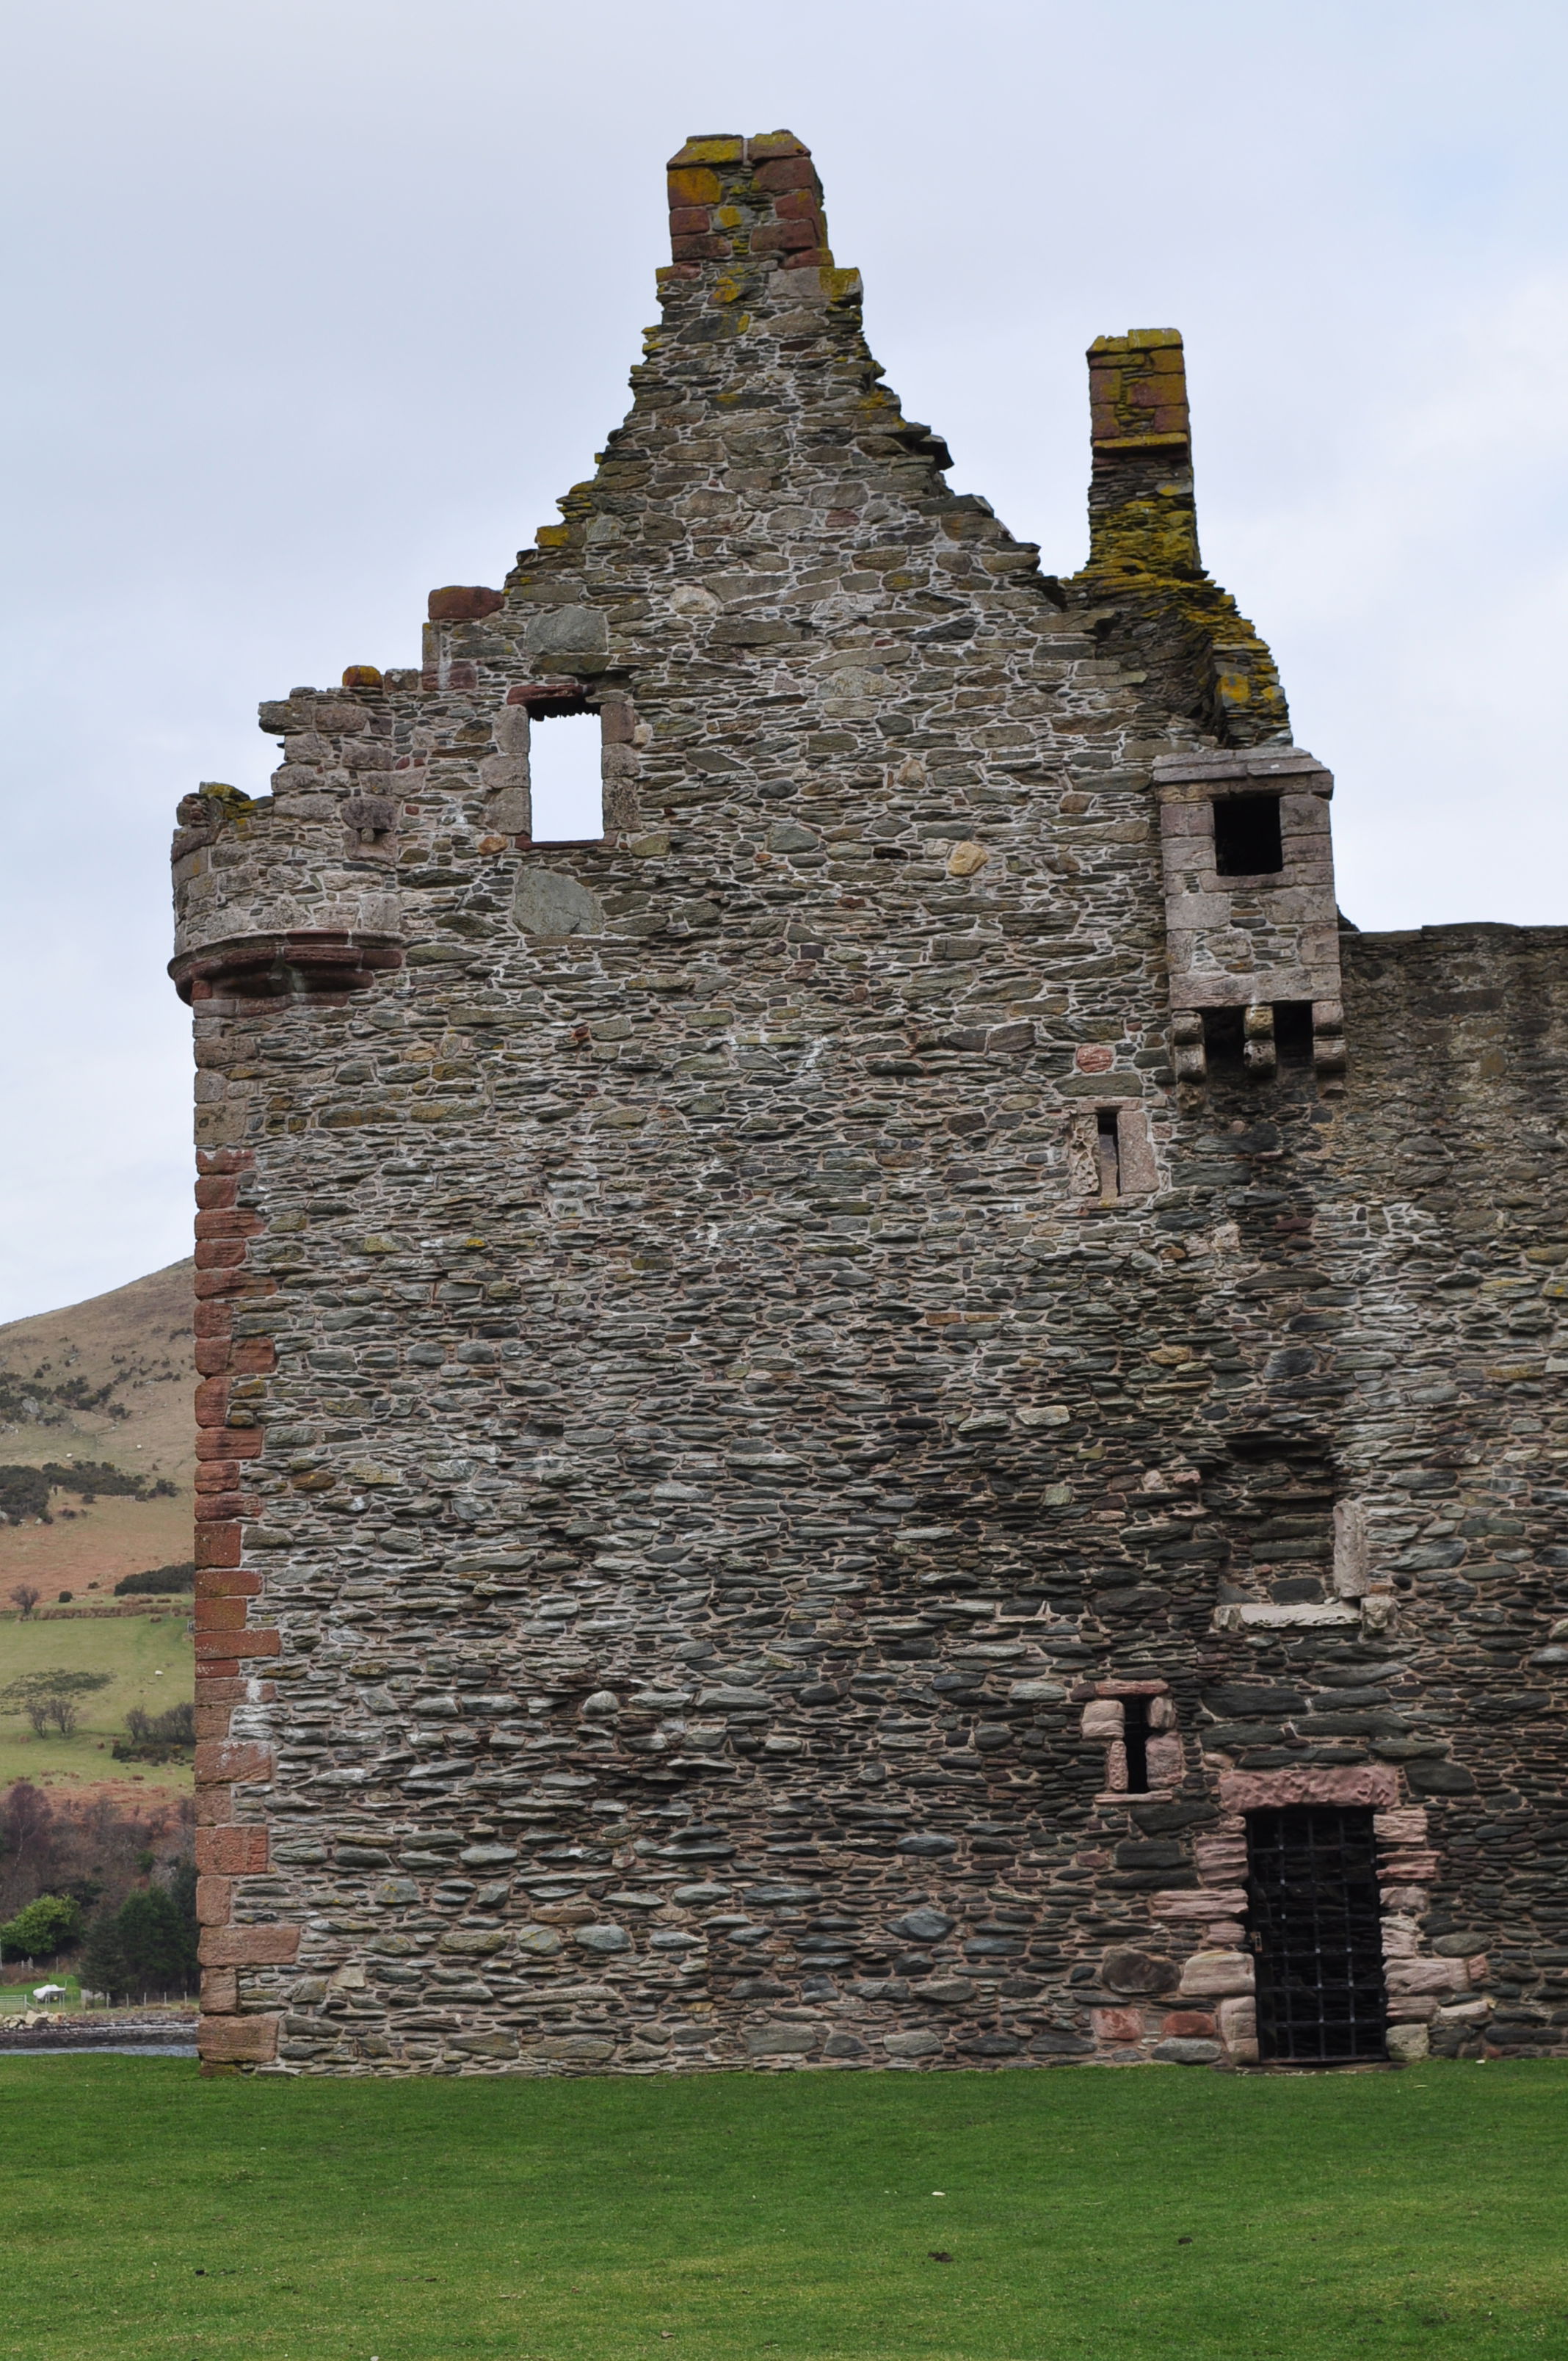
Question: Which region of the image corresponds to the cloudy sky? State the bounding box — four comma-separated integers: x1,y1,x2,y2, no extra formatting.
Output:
2,0,1564,1322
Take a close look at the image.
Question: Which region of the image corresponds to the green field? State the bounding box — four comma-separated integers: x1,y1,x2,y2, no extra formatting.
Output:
0,1609,194,1789
0,1974,81,2011
0,2058,1564,2360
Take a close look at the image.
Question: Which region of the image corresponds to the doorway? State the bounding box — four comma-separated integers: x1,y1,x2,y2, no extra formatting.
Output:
1245,1805,1387,2063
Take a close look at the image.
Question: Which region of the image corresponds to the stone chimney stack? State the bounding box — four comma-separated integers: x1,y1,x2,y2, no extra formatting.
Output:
663,131,835,284
1085,329,1201,579
1075,327,1290,747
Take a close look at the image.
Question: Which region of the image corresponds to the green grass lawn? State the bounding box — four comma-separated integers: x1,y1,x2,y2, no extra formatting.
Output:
0,1607,192,1789
0,2059,1564,2360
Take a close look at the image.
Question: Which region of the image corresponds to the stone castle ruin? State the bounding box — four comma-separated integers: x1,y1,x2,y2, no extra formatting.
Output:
172,132,1568,2076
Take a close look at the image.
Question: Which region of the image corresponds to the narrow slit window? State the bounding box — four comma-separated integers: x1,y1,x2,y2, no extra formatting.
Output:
1122,1694,1150,1794
1274,1000,1314,1067
529,707,603,841
1202,1006,1246,1071
1095,1109,1121,1200
1212,793,1283,876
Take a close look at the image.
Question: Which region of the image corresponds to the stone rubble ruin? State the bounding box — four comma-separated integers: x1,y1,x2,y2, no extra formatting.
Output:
171,131,1568,2078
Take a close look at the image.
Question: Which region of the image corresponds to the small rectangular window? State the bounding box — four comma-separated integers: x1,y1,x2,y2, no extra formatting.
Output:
529,707,603,841
1122,1695,1150,1794
1213,793,1283,876
1095,1109,1121,1200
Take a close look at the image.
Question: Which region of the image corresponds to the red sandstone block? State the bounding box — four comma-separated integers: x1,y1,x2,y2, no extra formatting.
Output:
197,1428,263,1461
1162,2010,1217,2038
230,1338,276,1373
773,191,825,225
195,1459,242,1490
194,1176,240,1211
1091,2006,1144,2045
1220,1766,1397,1813
194,1268,248,1301
202,1660,242,1682
197,1595,248,1632
195,1379,229,1426
197,1875,233,1925
671,233,731,261
195,1705,233,1744
200,1968,239,2013
197,2012,280,2062
196,1627,280,1660
427,584,504,623
196,1523,242,1569
748,130,809,161
196,1149,253,1176
197,1570,262,1599
753,156,817,192
195,1239,247,1271
197,1827,270,1876
193,1299,233,1338
781,250,832,272
197,1741,275,1785
200,1675,248,1708
195,1504,244,1534
194,1341,231,1377
668,205,713,236
194,1211,263,1242
200,1925,300,1968
749,220,816,254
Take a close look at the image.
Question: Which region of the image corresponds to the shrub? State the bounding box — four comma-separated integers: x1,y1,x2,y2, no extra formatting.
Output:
113,1564,195,1597
114,1702,195,1763
57,1590,72,1604
0,1892,84,1962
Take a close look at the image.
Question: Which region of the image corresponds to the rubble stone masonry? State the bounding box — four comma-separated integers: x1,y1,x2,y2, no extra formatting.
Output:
170,133,1568,2077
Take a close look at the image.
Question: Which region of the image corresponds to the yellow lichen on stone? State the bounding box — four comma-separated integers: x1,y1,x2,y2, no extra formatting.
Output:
667,167,722,206
667,136,744,167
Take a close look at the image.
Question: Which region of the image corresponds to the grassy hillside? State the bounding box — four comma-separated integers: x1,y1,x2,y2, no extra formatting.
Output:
0,1606,194,1793
0,1261,194,1603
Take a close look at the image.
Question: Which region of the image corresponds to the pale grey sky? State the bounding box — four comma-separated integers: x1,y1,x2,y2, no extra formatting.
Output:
2,0,1564,1321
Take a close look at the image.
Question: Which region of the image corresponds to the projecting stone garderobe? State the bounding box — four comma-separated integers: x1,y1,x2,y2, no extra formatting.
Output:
173,132,1568,2077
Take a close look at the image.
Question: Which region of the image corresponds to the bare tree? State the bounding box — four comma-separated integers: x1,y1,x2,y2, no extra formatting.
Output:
10,1586,40,1622
1,1670,112,1738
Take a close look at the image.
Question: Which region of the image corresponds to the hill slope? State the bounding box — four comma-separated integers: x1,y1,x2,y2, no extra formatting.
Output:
0,1262,195,1600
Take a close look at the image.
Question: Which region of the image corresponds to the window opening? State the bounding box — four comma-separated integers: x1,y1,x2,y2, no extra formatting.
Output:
528,706,603,841
1122,1694,1150,1794
1201,1007,1245,1071
1095,1109,1121,1200
1245,1806,1386,2064
1274,1000,1314,1067
1212,793,1283,877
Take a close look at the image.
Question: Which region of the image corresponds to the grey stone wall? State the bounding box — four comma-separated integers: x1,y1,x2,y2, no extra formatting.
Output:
177,133,1568,2076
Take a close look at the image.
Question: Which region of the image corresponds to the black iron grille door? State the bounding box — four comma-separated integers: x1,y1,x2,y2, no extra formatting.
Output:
1245,1806,1387,2063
